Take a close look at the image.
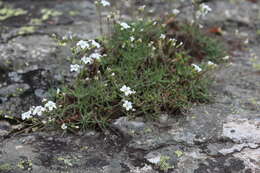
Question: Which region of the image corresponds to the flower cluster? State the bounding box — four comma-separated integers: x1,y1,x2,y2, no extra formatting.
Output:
82,53,103,65
76,40,89,49
70,40,103,73
120,85,136,111
76,39,101,50
196,3,212,19
119,22,131,30
120,85,136,96
70,64,81,73
21,100,57,120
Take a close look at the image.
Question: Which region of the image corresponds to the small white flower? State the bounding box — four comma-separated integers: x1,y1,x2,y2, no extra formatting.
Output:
32,106,46,116
61,123,67,130
82,56,93,64
100,0,110,7
200,4,212,13
89,53,102,60
222,56,230,60
172,9,180,15
176,41,183,48
160,34,166,39
44,101,57,111
137,38,142,43
90,40,101,48
122,100,133,111
169,38,177,46
196,3,212,19
57,88,60,95
120,22,130,30
120,85,136,96
192,64,202,72
76,40,89,49
111,72,115,76
207,61,217,67
138,5,146,11
70,64,81,72
130,36,135,42
21,110,32,120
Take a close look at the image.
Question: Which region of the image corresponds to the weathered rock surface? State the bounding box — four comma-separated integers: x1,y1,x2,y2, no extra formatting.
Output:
0,0,260,172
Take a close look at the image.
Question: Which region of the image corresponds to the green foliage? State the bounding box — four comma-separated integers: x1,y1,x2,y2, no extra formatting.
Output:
49,20,223,130
177,23,226,63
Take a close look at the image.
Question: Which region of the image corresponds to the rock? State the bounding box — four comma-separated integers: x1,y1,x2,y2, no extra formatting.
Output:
234,148,260,173
222,118,260,143
113,117,145,136
0,83,30,97
0,120,11,137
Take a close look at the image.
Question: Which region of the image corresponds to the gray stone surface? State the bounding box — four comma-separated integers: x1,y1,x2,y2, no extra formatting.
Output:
0,0,260,172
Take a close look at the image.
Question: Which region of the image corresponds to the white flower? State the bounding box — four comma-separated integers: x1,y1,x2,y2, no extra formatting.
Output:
76,40,89,49
21,110,32,120
207,61,217,67
100,0,110,6
82,56,93,64
222,56,229,60
120,22,130,30
44,101,57,111
177,41,183,48
89,53,102,60
61,123,67,130
32,106,46,116
172,9,180,15
196,3,212,19
111,72,115,76
90,40,101,48
122,100,133,111
130,36,135,42
192,64,202,72
160,34,166,39
200,4,212,13
120,85,136,96
169,38,177,46
138,5,146,11
70,64,81,72
57,88,60,95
